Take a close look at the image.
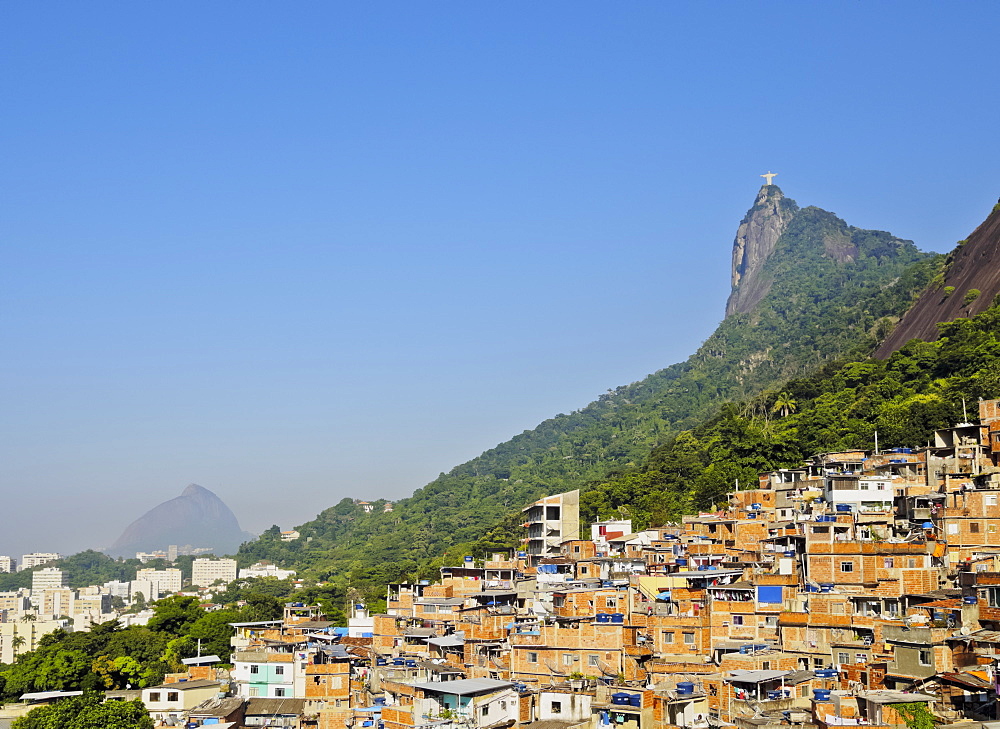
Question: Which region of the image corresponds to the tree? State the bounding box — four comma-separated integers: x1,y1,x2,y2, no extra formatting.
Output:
11,635,26,654
12,693,153,729
771,392,798,418
146,596,203,636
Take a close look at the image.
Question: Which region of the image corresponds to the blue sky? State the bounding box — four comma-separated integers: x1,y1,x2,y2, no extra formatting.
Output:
2,2,998,556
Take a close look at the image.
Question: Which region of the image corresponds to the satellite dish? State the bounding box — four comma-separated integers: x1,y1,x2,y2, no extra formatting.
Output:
960,626,972,635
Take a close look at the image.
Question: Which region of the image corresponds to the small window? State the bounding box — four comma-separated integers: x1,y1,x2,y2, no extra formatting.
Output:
683,632,695,644
762,661,771,670
249,687,260,697
275,666,284,675
883,557,894,568
250,665,260,674
840,562,854,573
588,655,600,667
149,692,161,702
527,652,538,663
908,558,918,568
838,652,849,664
765,616,778,627
563,653,574,666
856,654,867,664
987,495,998,507
733,615,744,626
919,649,932,666
813,526,829,534
831,603,845,615
275,687,286,697
574,545,581,553
167,692,179,702
662,631,674,644
481,706,489,717
551,701,562,714
972,523,981,534
581,566,588,575
813,658,824,668
948,523,959,535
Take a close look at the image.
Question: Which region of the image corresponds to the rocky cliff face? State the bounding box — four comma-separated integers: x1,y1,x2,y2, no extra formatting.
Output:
726,185,799,316
108,483,253,557
876,200,1000,357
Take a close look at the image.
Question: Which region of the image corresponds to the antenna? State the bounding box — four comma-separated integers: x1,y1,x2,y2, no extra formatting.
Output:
963,397,969,423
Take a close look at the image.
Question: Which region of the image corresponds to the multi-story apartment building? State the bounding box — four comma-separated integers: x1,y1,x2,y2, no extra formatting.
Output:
190,558,238,587
19,552,61,570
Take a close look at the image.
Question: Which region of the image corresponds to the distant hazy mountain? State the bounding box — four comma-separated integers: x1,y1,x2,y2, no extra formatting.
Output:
107,483,253,558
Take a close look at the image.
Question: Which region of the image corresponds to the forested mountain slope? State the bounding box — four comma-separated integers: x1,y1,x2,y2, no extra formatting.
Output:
238,185,939,588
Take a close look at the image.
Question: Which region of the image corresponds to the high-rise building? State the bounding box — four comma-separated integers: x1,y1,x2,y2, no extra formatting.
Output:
31,567,67,592
0,556,16,573
20,553,61,571
135,568,182,595
190,558,238,587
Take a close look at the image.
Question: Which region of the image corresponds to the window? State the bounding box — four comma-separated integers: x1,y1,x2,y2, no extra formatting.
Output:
250,665,260,675
481,706,490,717
275,688,286,697
840,562,854,573
765,616,778,627
589,655,600,667
167,692,178,702
563,653,574,666
149,692,161,702
761,661,770,670
275,666,284,675
972,523,981,534
527,652,538,663
249,687,260,697
883,557,894,568
813,526,829,534
948,523,959,535
832,603,845,615
551,701,562,714
662,631,674,644
574,545,581,553
856,654,867,664
581,566,589,575
733,615,744,626
985,495,999,506
683,632,695,645
838,652,849,664
919,649,932,666
813,658,824,668
908,558,918,568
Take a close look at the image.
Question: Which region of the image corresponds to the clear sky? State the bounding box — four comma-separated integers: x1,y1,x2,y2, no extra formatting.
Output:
2,2,998,557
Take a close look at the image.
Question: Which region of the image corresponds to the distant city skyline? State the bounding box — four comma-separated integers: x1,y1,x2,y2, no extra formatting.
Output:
3,2,1000,557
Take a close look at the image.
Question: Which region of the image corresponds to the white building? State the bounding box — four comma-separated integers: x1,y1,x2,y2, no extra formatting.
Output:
822,476,894,514
32,567,67,592
20,553,61,571
239,562,296,580
0,556,16,573
191,558,238,587
135,568,182,594
0,618,69,663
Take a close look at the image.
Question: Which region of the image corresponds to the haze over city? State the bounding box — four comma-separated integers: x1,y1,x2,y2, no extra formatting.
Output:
3,2,999,557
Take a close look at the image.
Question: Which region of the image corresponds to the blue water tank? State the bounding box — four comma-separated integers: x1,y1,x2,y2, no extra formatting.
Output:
596,613,611,623
768,691,781,700
676,558,688,566
814,689,831,701
629,694,642,707
752,503,762,510
964,596,979,605
783,550,795,557
611,692,631,705
820,584,834,593
611,613,625,624
676,682,694,696
376,658,387,666
836,504,852,512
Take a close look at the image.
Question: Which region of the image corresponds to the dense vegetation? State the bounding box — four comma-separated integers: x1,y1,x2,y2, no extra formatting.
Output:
0,594,283,702
236,194,941,599
579,299,1000,525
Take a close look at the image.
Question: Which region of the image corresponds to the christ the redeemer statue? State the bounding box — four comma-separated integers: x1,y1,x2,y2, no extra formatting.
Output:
761,171,777,185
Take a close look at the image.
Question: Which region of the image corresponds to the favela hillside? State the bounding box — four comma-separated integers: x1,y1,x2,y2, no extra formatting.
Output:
3,188,1000,729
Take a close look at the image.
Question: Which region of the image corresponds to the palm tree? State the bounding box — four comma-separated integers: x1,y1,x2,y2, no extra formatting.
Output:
20,613,36,622
11,635,26,654
771,392,798,418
